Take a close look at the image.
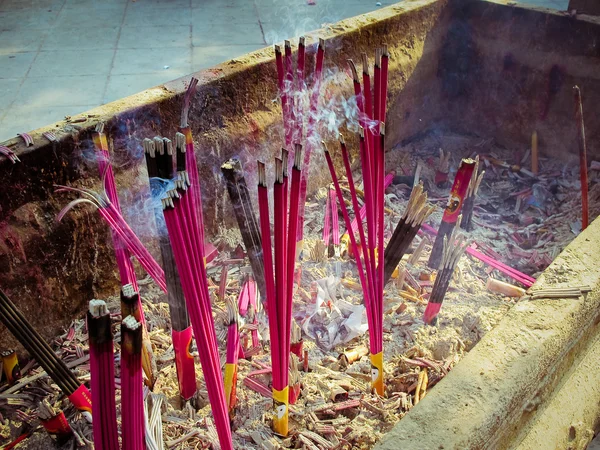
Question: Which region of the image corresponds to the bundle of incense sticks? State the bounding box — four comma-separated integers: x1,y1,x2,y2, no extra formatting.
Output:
322,189,340,250
256,147,304,436
144,137,196,400
224,297,239,417
1,350,20,385
383,182,435,286
57,186,167,292
221,158,267,300
460,158,485,232
87,300,118,450
93,123,139,292
428,158,476,268
423,225,468,324
274,38,325,254
38,399,73,445
573,86,589,231
0,289,92,416
121,315,145,450
162,168,232,447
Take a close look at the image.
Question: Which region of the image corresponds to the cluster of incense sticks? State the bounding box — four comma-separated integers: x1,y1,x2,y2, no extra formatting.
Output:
423,225,468,324
460,156,485,232
57,186,167,293
38,399,73,445
256,147,304,436
0,145,20,163
144,136,196,401
428,158,476,268
1,349,20,385
324,46,389,395
95,125,157,388
224,297,239,417
121,315,145,450
573,86,589,231
274,37,325,254
87,300,119,450
221,158,267,300
0,289,92,416
93,123,139,292
162,101,233,448
383,183,435,286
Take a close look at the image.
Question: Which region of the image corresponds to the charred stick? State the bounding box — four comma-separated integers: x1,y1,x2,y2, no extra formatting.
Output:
221,158,267,300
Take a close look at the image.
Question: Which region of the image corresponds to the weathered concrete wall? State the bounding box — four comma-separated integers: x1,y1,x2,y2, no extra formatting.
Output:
442,0,600,162
568,0,600,15
375,217,600,450
0,0,451,349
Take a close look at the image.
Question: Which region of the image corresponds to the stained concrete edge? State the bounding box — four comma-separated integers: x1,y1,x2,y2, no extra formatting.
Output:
375,217,600,450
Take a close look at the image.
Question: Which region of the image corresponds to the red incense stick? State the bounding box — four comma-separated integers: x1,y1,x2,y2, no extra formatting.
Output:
331,189,340,246
121,315,145,450
573,86,589,230
323,188,331,245
224,297,239,417
87,300,119,450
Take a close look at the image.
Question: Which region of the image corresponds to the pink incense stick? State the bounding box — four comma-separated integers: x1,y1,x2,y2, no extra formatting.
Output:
296,38,325,248
87,300,119,450
323,144,376,347
323,189,331,245
344,173,393,239
331,189,340,246
225,298,240,416
420,223,535,286
121,315,145,450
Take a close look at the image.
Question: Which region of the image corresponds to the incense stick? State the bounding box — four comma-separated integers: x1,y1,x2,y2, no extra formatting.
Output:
0,289,91,415
573,86,589,230
87,300,119,450
428,158,476,268
383,182,435,285
121,315,145,450
224,297,239,417
423,226,468,324
221,158,267,300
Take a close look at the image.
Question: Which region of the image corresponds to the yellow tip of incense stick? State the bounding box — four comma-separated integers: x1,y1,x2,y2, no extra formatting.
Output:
272,386,289,436
224,363,238,411
370,352,384,396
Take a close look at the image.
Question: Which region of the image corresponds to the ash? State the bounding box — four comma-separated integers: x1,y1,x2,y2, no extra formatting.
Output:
1,132,597,449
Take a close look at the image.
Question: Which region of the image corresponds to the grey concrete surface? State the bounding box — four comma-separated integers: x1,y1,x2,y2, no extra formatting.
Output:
0,0,568,142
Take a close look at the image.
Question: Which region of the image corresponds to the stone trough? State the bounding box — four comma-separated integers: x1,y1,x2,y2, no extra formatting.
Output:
0,0,599,447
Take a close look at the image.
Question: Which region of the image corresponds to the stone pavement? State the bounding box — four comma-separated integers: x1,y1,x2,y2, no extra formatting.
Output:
0,0,568,142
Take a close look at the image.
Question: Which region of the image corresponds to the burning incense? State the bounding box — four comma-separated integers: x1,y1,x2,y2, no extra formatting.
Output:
224,297,239,417
162,131,232,448
383,182,435,286
57,187,167,292
423,226,468,325
573,86,589,230
1,350,20,385
256,147,304,436
221,158,266,300
87,300,119,450
121,315,145,450
428,158,476,268
93,123,138,292
38,399,73,445
0,289,92,415
144,136,196,401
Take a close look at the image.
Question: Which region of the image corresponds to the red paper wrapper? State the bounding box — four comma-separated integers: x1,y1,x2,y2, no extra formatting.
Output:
290,341,304,359
442,159,476,224
67,384,92,413
40,411,73,444
172,327,197,400
288,382,301,404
